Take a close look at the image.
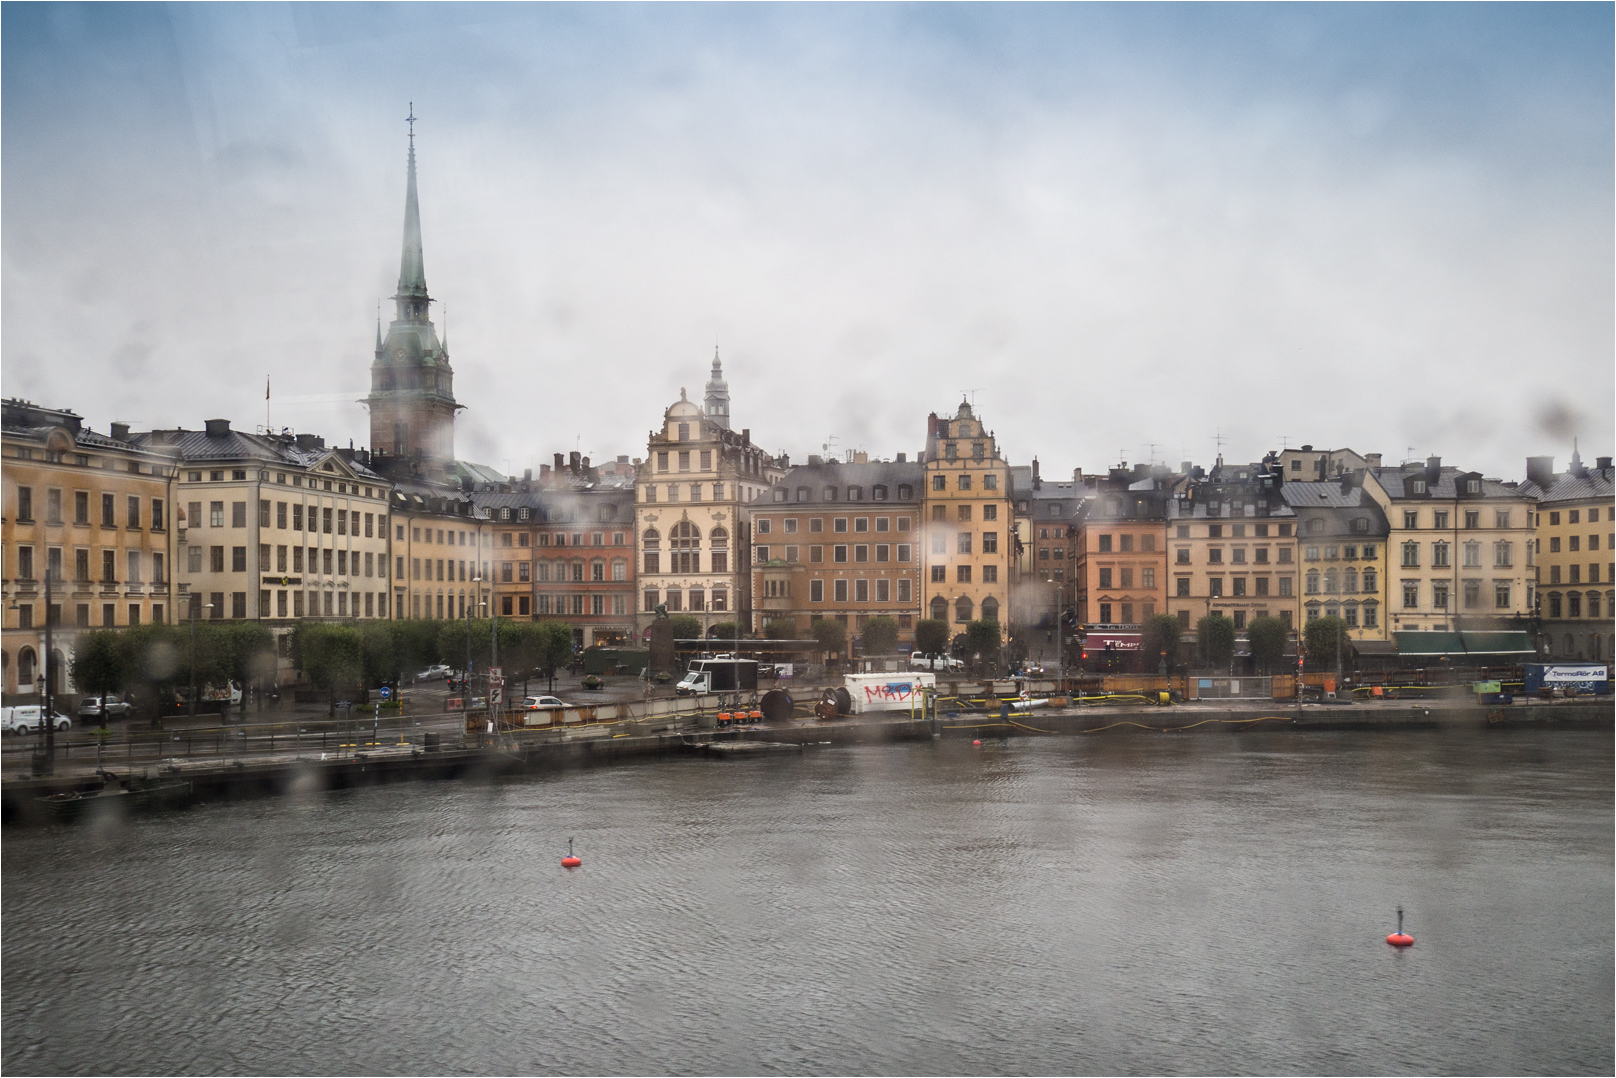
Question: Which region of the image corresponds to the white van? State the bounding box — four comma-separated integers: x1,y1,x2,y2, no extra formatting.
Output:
909,652,964,672
2,706,71,735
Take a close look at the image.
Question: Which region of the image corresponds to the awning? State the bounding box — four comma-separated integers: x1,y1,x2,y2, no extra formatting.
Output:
1459,631,1536,656
1352,640,1400,656
1392,631,1537,658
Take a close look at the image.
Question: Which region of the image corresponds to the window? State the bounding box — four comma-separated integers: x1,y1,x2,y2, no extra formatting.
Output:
1495,583,1511,609
1099,568,1113,589
1463,579,1481,609
1209,578,1223,598
1305,570,1319,595
1403,511,1419,530
1403,581,1419,609
1463,541,1481,568
896,544,911,563
810,580,824,603
642,528,660,574
834,545,848,563
982,565,997,583
854,579,869,602
957,533,972,555
232,502,247,528
209,501,225,527
897,578,911,602
854,545,869,563
211,546,226,573
1432,542,1450,568
1099,534,1113,553
1208,548,1223,564
957,565,972,583
982,532,998,554
1432,582,1449,610
1493,541,1512,567
931,565,946,583
1401,542,1419,568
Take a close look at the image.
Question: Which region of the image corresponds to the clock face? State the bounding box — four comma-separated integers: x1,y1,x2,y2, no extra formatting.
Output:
390,346,411,364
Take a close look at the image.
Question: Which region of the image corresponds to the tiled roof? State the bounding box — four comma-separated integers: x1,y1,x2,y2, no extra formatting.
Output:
1370,465,1526,501
1518,471,1614,504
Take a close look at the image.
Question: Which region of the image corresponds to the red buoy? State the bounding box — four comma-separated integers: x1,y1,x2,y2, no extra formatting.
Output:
1386,906,1412,946
561,837,582,868
972,739,982,746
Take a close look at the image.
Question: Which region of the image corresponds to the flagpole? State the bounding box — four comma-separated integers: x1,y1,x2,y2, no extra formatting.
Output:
266,375,271,433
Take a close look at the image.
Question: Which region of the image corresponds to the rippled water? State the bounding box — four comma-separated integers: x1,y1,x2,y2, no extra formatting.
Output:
4,727,1612,1076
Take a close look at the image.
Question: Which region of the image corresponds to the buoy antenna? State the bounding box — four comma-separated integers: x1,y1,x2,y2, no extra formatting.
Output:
1397,906,1404,934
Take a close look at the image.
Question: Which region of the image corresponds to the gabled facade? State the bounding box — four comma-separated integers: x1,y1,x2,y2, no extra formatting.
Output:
635,368,786,634
1279,476,1389,641
920,402,1014,632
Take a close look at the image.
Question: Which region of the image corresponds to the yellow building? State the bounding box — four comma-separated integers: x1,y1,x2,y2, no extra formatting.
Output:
2,399,177,698
1363,457,1537,640
1279,477,1389,646
390,483,493,622
920,401,1013,632
1522,450,1614,661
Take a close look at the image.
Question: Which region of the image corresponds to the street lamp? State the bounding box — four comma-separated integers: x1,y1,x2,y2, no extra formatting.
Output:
189,599,215,718
12,569,60,773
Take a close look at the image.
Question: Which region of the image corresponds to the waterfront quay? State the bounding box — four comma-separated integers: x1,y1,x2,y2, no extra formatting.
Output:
4,674,1606,823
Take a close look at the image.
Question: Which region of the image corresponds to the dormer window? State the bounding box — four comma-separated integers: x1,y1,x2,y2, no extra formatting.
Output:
1465,479,1480,494
796,487,810,502
774,488,787,502
847,486,863,501
1410,479,1427,495
897,485,912,500
824,487,839,501
678,423,690,441
872,485,888,500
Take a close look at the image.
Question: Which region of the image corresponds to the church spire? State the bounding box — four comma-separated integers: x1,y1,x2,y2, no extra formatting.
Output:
397,103,428,298
704,347,731,430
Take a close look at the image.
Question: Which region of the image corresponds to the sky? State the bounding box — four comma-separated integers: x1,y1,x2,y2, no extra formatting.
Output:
3,2,1611,482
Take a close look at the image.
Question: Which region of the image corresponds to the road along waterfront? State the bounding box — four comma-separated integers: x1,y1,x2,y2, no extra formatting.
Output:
3,725,1611,1076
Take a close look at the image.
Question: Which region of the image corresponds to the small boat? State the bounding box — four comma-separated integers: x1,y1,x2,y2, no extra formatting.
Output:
36,771,192,821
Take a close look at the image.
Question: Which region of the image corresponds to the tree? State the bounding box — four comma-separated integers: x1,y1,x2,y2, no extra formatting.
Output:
1304,615,1350,671
810,618,847,661
499,622,548,696
965,619,1002,674
70,630,133,727
295,622,365,708
1140,614,1184,673
392,618,442,679
1247,615,1289,673
763,619,797,640
667,615,702,641
1196,614,1236,669
707,621,739,640
535,620,575,692
123,623,184,724
861,616,898,655
913,618,949,657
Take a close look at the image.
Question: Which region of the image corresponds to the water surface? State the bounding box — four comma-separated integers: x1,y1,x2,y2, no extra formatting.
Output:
4,727,1611,1075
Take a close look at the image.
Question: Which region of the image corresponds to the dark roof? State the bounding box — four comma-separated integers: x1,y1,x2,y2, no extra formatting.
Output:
770,460,924,507
1518,470,1614,504
1371,465,1527,501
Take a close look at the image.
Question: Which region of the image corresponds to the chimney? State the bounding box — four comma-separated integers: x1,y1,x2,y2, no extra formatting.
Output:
581,456,591,471
896,452,906,463
110,422,130,442
1598,456,1613,473
1526,456,1554,489
539,464,551,481
808,454,822,467
295,433,320,451
569,451,581,474
523,468,532,481
1365,453,1382,468
618,455,629,465
1180,461,1192,475
204,418,231,437
742,428,751,445
1426,455,1442,473
853,451,867,464
554,453,565,473
1032,458,1042,490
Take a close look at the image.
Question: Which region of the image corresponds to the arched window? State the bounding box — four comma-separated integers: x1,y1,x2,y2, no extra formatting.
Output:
708,526,728,548
1323,569,1339,594
955,596,973,623
930,596,948,621
18,647,36,688
671,521,700,573
643,529,661,575
980,596,1000,622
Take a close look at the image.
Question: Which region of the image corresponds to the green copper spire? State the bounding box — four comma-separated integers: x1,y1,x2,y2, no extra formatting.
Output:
398,105,428,298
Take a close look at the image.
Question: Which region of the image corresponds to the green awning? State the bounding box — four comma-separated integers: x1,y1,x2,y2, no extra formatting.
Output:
1391,630,1536,658
1394,632,1464,656
1459,631,1536,655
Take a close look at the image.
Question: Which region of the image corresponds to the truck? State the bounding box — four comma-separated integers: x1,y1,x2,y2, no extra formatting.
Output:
675,659,760,696
843,671,936,714
166,681,244,715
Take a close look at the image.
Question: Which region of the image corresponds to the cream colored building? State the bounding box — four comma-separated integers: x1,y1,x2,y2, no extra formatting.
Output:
920,401,1014,631
134,421,394,634
635,363,786,634
1362,457,1537,635
2,399,177,698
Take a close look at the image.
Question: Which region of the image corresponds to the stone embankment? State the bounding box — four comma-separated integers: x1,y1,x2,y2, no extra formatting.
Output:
3,698,1607,824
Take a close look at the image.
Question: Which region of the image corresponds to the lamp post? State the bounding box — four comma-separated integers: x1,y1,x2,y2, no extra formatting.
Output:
37,570,58,773
189,599,215,719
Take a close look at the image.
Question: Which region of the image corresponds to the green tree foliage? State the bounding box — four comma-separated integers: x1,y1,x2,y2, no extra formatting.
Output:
1140,614,1184,672
965,619,1002,672
1246,615,1290,673
294,622,365,695
1196,614,1237,669
667,615,703,641
1304,615,1350,670
70,630,132,725
535,621,575,692
810,617,847,658
763,619,797,640
861,616,899,655
913,618,950,657
707,621,740,640
392,618,443,679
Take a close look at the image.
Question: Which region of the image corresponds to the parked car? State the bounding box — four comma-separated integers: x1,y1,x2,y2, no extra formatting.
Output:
520,695,567,711
2,707,71,735
79,694,135,720
416,664,452,682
